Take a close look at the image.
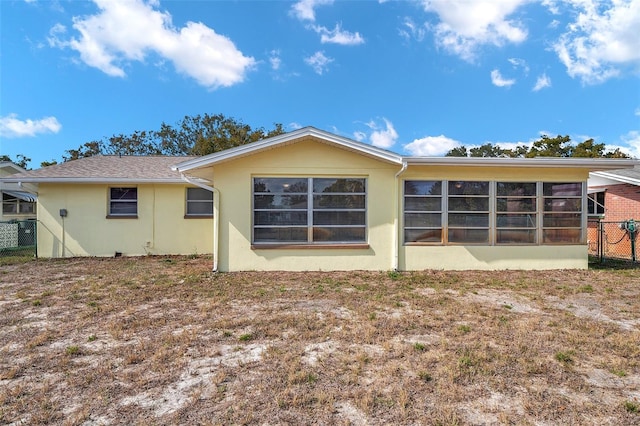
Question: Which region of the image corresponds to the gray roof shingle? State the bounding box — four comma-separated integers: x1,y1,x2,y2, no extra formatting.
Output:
0,156,197,183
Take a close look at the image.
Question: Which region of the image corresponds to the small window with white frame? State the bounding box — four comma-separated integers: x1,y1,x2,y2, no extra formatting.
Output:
587,191,605,216
108,187,137,217
186,187,213,217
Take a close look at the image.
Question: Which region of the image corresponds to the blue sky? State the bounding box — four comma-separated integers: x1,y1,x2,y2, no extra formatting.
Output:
1,0,639,168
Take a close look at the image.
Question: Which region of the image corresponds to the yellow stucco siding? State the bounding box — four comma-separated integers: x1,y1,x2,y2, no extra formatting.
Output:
402,165,589,181
212,139,401,271
36,183,212,257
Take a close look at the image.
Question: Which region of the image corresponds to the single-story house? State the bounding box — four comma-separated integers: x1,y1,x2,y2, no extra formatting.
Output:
1,161,37,222
2,127,637,270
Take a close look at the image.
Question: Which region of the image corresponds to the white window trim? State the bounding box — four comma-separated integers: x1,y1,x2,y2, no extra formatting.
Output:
107,187,138,218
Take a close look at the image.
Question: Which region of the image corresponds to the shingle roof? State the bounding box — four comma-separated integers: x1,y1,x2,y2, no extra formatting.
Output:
0,156,196,183
591,165,640,186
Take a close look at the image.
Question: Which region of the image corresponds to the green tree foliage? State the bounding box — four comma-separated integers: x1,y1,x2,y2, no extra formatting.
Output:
446,146,469,157
0,154,31,169
40,160,58,167
470,143,510,158
63,113,285,161
445,134,631,158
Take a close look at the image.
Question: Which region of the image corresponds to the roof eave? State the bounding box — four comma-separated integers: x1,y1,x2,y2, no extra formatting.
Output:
0,177,188,184
405,157,640,170
590,171,640,186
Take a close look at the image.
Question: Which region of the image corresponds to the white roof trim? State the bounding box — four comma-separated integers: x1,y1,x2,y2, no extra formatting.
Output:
0,177,188,184
406,157,639,170
173,126,404,172
590,171,640,186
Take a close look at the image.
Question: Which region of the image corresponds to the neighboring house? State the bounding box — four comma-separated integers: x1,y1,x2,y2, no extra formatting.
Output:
588,166,640,222
2,127,637,270
0,161,37,222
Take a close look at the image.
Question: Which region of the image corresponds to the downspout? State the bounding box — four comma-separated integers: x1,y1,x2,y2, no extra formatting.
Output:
393,161,408,271
179,173,219,272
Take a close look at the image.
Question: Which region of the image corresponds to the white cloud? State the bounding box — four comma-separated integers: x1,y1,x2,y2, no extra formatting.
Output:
508,57,529,74
353,131,367,142
313,24,365,45
288,122,303,130
620,130,640,158
533,73,552,91
0,114,62,138
635,108,640,116
399,17,426,42
269,50,281,70
368,118,398,149
421,0,528,61
404,134,461,156
491,69,516,87
542,0,561,15
290,0,333,22
552,0,640,84
48,0,255,89
304,51,333,74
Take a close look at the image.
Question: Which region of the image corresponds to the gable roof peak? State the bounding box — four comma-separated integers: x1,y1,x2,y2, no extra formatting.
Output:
173,126,404,172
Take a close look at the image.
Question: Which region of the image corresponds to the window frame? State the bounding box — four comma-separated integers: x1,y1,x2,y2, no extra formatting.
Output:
2,193,36,216
403,180,585,246
587,191,605,217
185,187,214,218
107,187,138,218
252,176,368,247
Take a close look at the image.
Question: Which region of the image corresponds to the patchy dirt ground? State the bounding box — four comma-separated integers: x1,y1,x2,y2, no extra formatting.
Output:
1,256,639,425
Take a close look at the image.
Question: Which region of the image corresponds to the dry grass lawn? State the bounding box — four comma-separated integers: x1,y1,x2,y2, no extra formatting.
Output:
1,256,639,425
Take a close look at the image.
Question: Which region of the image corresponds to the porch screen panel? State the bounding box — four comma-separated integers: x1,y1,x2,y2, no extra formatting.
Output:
447,181,490,243
403,180,443,243
496,182,537,244
542,182,583,244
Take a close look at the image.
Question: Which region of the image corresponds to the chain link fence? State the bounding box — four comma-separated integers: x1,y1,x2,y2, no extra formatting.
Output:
588,219,639,264
0,220,37,257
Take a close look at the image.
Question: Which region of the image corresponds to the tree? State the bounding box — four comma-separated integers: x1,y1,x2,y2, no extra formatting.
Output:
445,146,469,157
526,135,572,157
445,134,630,159
40,160,58,167
0,154,31,169
63,141,103,161
469,143,510,158
63,113,285,162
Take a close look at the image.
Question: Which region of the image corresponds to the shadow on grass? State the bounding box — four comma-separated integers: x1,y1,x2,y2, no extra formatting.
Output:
589,255,639,270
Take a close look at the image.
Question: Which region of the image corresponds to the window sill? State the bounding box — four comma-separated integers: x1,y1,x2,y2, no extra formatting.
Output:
252,243,370,250
184,215,213,219
106,215,138,219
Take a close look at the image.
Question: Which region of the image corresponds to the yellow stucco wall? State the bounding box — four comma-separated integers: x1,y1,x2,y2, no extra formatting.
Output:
212,139,400,271
36,183,212,257
209,140,591,271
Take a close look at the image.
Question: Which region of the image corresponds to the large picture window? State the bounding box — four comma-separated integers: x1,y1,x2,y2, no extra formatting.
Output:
253,177,366,244
403,180,583,245
108,187,137,217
